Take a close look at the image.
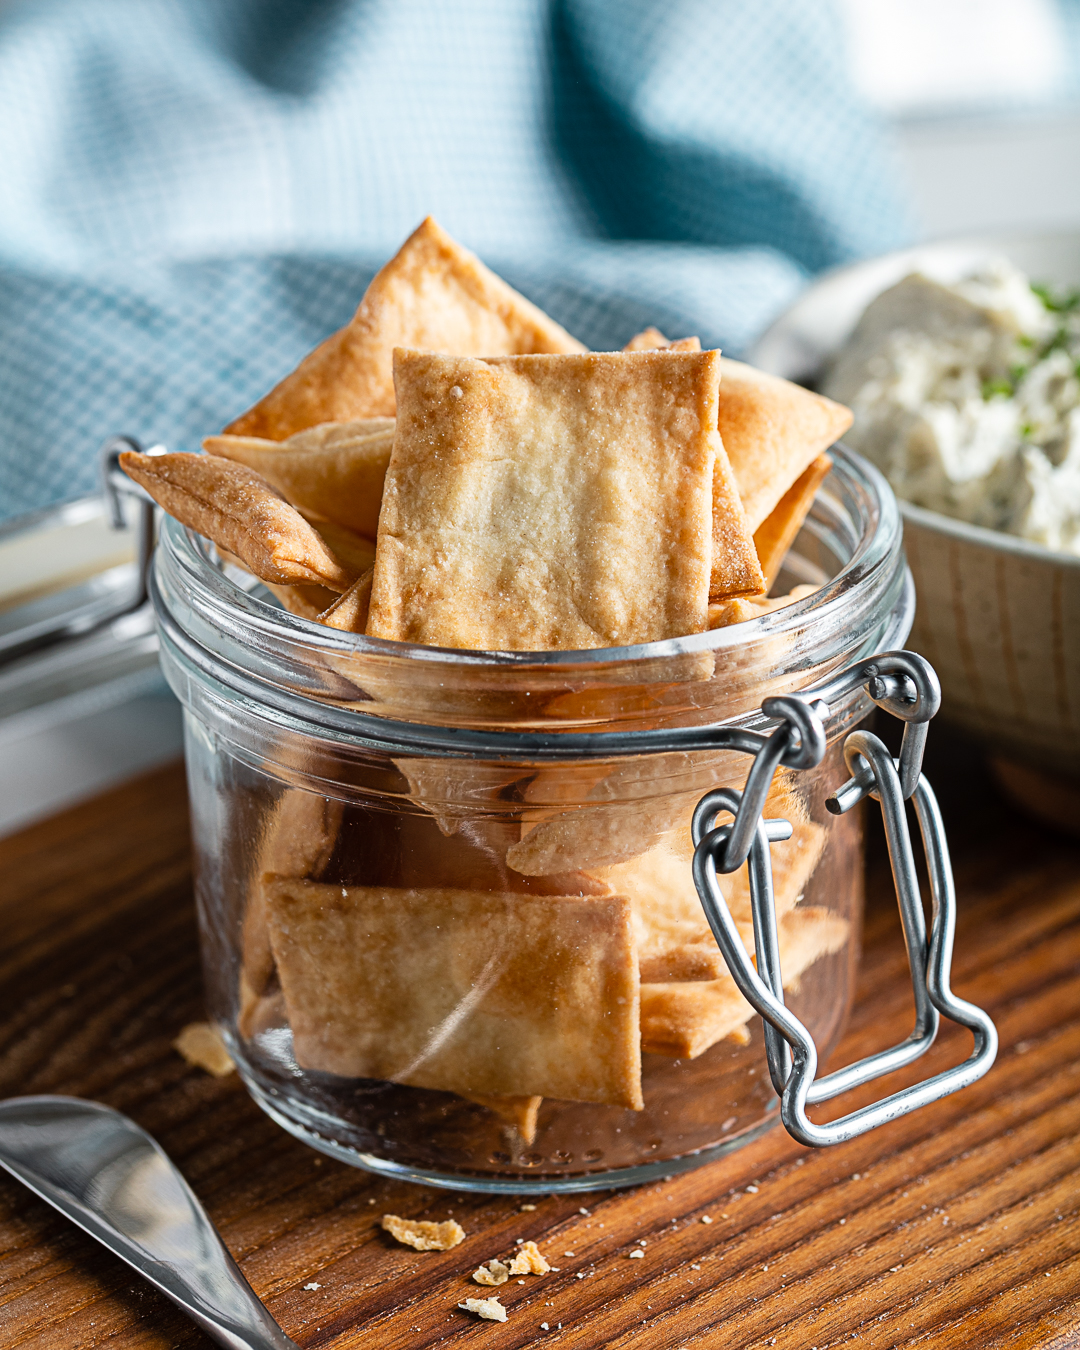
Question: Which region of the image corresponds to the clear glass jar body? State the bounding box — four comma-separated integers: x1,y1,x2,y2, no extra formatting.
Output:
154,448,911,1191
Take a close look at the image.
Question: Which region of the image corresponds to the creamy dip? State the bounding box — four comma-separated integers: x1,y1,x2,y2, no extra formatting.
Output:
823,258,1080,553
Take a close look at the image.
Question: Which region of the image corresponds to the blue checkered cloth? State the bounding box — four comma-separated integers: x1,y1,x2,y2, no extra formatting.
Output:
0,0,912,522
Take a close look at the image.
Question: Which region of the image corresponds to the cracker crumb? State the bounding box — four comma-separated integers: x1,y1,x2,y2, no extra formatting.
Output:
508,1240,550,1276
459,1296,506,1322
520,1204,537,1211
629,1249,644,1259
472,1260,509,1287
173,1022,235,1077
746,1185,759,1194
381,1214,465,1251
701,1215,713,1225
303,1282,321,1291
541,1322,550,1330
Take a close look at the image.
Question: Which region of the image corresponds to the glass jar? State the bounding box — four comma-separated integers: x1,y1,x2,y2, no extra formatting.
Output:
151,446,911,1192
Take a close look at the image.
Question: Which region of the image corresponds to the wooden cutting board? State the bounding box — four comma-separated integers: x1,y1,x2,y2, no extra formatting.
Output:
1,731,1079,1349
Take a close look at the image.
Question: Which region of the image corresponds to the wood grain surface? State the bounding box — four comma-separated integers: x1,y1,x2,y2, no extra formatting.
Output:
1,732,1078,1349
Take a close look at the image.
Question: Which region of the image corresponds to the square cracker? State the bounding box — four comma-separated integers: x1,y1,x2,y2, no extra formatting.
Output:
224,217,585,439
640,905,849,1059
205,421,394,541
368,348,740,650
265,878,643,1108
715,358,852,533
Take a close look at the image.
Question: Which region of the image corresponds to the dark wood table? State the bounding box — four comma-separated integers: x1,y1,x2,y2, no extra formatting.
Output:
2,732,1078,1349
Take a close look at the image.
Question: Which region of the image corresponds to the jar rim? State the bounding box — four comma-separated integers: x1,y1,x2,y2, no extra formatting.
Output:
151,445,910,748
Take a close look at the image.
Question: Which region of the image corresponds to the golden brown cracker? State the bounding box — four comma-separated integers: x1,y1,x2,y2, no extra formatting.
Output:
382,1214,466,1251
205,421,394,539
238,789,343,1040
589,845,740,982
640,905,849,1058
708,583,818,630
224,217,584,438
458,1092,543,1146
394,758,533,836
318,568,374,632
623,328,702,354
119,451,356,590
265,878,643,1108
717,359,852,532
368,348,724,649
753,454,832,588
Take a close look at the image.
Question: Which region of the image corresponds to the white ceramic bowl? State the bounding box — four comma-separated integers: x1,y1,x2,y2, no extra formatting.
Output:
750,231,1080,777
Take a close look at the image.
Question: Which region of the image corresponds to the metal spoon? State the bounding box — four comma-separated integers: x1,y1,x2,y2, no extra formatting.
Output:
0,1095,299,1350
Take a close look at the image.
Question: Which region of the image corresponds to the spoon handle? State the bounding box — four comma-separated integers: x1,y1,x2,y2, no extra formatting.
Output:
0,1096,299,1350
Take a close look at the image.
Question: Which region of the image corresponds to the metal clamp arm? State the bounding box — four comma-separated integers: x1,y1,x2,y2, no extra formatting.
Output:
692,653,996,1148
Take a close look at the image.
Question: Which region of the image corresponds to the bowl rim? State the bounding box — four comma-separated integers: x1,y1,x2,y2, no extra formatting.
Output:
900,499,1080,567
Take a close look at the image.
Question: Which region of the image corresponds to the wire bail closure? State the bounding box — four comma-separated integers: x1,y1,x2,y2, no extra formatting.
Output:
692,652,997,1147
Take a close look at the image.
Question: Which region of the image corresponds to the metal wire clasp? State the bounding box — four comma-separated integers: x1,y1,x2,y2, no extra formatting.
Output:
692,652,997,1147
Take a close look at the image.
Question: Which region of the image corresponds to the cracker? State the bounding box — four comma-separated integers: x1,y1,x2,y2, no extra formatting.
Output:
708,583,818,630
458,1296,507,1322
623,328,702,354
753,454,832,588
394,758,533,836
508,1241,550,1275
589,845,745,982
264,581,340,620
119,451,356,590
238,789,342,1040
458,1092,543,1145
622,332,765,600
382,1214,465,1251
318,568,373,632
265,879,643,1107
224,217,584,438
507,750,740,876
368,348,725,649
205,422,394,540
473,1261,510,1286
640,905,849,1058
173,1022,235,1077
715,359,852,532
303,517,377,574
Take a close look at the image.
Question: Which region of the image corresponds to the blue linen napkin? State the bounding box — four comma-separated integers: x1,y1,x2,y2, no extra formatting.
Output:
0,0,911,522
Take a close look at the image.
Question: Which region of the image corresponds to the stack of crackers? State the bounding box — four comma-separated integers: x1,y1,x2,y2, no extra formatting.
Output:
124,219,854,1137
121,216,851,651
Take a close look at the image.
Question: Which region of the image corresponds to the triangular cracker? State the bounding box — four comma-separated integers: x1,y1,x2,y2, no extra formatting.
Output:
119,451,356,590
753,454,832,588
640,905,849,1058
318,568,374,632
368,348,736,649
265,878,643,1108
204,421,395,540
716,359,852,532
224,217,585,439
